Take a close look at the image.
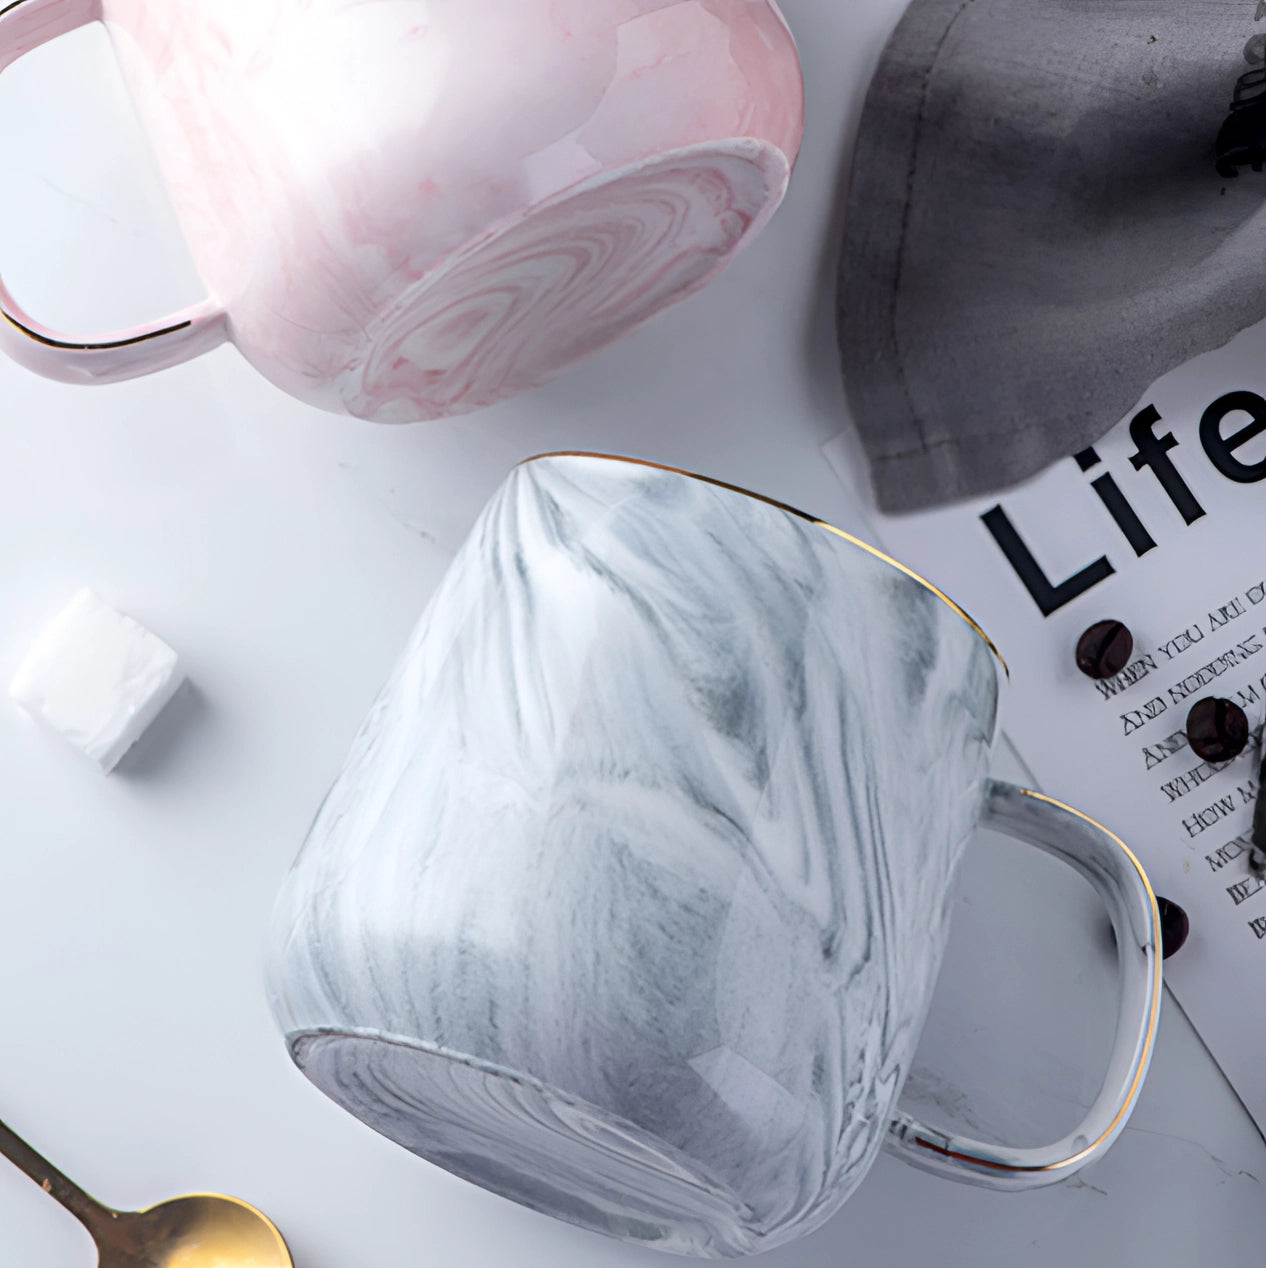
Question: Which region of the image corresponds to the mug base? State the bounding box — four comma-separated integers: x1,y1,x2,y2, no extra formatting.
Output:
334,140,789,423
289,1027,760,1258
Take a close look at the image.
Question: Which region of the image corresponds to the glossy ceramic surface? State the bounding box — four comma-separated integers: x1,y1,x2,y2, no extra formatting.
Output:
0,0,804,417
266,455,1162,1257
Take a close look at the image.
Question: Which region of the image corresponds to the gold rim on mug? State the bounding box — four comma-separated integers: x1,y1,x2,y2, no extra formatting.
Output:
519,454,1167,1179
519,451,1009,677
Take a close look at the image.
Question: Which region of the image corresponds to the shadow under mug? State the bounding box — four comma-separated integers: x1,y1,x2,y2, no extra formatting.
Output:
0,0,802,420
266,453,1162,1258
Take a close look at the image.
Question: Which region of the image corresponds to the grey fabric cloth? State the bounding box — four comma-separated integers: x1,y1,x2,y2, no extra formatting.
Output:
838,0,1266,511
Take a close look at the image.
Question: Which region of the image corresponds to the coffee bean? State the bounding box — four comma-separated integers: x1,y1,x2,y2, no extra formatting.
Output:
1251,751,1266,862
1157,896,1189,959
1106,895,1190,958
1185,696,1249,763
1075,620,1133,680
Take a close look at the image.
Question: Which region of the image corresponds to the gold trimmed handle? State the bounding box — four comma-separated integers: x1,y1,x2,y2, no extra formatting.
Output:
0,0,227,385
886,780,1163,1190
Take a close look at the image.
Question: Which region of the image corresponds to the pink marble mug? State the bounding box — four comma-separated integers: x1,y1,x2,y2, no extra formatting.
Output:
0,0,803,419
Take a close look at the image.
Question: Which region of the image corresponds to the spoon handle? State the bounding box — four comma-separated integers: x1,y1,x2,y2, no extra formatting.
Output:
0,1115,116,1234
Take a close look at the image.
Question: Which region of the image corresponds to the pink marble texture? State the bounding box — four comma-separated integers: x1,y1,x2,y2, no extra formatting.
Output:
0,0,803,419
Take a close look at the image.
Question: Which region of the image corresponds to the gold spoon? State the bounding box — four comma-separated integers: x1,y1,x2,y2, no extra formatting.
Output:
0,1115,294,1267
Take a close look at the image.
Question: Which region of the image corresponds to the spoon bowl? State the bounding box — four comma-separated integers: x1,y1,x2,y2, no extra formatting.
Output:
0,1116,293,1268
97,1194,292,1268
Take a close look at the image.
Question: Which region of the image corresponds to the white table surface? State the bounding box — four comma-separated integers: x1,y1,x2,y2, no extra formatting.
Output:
1,3,1263,1266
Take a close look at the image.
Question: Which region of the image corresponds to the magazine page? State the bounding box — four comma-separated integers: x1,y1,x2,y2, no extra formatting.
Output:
825,322,1266,1134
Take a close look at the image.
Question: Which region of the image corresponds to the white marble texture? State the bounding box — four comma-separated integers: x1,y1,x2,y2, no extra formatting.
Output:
267,453,1001,1256
4,10,1266,1268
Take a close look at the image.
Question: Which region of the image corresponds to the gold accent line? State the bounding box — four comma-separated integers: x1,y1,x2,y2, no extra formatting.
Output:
1,306,193,351
0,0,177,351
914,788,1163,1174
519,451,1008,677
0,0,197,358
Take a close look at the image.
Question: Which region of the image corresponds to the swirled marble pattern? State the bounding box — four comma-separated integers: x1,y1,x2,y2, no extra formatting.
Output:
92,1,802,417
266,455,1001,1257
343,143,779,421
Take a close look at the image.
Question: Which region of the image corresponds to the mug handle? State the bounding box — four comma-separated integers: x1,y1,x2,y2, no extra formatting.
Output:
886,778,1163,1190
0,0,227,384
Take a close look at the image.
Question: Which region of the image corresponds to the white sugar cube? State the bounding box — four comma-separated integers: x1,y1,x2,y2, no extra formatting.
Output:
9,589,184,772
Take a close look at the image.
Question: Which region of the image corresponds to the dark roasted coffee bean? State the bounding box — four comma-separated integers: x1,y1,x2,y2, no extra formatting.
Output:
1185,697,1249,764
1075,620,1133,680
1157,896,1189,959
1252,751,1266,861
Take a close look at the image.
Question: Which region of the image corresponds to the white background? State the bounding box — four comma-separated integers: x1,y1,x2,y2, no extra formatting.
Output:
0,2,1262,1265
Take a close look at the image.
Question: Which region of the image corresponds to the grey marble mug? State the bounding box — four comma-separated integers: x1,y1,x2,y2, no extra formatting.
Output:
266,453,1162,1258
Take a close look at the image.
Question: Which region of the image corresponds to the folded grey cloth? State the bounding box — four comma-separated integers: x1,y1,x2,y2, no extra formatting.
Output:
838,0,1266,511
